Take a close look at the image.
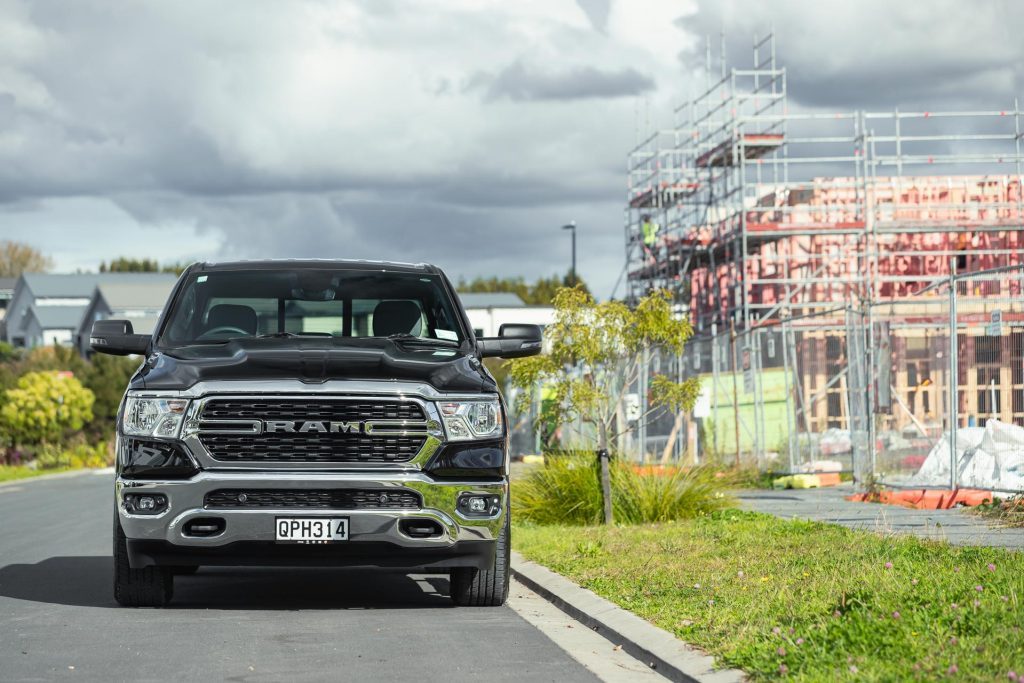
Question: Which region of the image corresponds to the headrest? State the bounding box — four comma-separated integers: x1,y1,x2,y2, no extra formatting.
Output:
372,300,422,337
206,304,258,335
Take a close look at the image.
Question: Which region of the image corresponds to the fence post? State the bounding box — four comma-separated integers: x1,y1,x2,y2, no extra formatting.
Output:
948,259,958,490
730,320,741,467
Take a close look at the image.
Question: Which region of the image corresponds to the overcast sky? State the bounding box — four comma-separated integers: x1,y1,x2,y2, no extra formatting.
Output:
1,0,1022,297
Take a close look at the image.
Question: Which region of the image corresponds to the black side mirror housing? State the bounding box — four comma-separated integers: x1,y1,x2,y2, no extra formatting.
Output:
478,323,543,359
90,320,151,356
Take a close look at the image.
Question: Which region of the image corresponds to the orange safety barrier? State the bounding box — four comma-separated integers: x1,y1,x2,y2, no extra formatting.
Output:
815,473,842,487
632,464,681,477
846,488,995,510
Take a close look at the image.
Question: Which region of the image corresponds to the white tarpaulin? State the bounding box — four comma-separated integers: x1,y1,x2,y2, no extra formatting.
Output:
913,419,1024,492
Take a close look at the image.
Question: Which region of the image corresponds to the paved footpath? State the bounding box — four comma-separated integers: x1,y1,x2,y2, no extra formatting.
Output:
737,484,1024,551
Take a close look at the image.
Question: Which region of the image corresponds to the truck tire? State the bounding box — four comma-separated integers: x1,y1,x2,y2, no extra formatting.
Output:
114,515,173,607
450,510,510,607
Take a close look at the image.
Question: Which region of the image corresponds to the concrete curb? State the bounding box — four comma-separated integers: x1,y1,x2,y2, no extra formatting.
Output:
0,467,114,489
511,551,745,683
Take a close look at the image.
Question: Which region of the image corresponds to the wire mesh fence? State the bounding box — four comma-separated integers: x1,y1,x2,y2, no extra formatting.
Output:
510,266,1024,498
872,265,1024,492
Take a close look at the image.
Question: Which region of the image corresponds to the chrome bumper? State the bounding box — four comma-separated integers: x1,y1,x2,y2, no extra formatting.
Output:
116,471,506,550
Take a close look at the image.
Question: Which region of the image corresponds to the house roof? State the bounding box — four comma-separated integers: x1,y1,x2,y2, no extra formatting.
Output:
20,272,177,298
26,304,87,330
126,314,162,335
457,292,526,308
95,280,176,310
0,277,16,292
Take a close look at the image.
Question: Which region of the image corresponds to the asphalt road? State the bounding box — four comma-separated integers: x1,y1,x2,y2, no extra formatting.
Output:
0,472,602,682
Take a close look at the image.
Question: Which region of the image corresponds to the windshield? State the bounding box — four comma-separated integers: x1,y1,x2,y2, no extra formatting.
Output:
158,268,466,347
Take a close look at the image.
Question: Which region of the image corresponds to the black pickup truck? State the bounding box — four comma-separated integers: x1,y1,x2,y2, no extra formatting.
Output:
90,260,541,607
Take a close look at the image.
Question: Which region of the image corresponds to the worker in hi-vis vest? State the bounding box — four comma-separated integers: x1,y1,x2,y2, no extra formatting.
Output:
640,214,660,258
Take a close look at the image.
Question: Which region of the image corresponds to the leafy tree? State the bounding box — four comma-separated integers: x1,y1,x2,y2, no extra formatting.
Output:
508,287,699,524
100,257,187,275
100,257,159,272
84,354,138,423
0,371,95,447
0,241,53,277
21,345,89,377
458,272,590,306
0,342,19,363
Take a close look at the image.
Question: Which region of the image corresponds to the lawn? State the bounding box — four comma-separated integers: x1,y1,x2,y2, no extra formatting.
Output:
514,510,1024,682
0,465,75,483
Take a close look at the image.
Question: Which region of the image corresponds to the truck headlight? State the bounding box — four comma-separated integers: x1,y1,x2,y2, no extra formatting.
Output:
123,396,190,439
438,400,503,441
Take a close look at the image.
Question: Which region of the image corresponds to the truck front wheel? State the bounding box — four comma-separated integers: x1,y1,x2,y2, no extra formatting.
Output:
450,512,510,607
113,516,173,607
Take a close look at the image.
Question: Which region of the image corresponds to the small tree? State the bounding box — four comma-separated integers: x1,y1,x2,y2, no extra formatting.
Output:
0,241,52,278
0,371,95,447
509,287,699,523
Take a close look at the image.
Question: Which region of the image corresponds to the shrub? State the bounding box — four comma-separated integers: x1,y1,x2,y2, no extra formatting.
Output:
513,454,732,525
83,354,138,425
33,439,112,469
0,370,95,446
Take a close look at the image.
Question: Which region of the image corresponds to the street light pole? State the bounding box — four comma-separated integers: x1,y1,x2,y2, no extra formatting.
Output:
562,221,577,286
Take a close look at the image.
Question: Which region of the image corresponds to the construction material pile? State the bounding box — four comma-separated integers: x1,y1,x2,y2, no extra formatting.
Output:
913,419,1024,493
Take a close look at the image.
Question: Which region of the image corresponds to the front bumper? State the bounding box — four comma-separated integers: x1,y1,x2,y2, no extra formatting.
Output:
117,471,506,570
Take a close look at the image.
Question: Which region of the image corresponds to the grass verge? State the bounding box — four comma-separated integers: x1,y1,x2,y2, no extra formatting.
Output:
514,510,1024,681
0,465,76,483
975,495,1024,528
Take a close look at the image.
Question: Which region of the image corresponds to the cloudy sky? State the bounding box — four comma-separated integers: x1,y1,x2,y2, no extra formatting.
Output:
1,0,1022,297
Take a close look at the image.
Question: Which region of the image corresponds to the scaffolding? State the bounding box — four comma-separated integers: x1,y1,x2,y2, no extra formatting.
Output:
625,33,1024,476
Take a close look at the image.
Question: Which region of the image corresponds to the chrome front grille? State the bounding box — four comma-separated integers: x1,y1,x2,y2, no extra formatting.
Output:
197,398,429,464
204,488,422,510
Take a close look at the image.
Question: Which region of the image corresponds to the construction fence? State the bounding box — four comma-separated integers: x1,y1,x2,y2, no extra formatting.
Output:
565,265,1024,495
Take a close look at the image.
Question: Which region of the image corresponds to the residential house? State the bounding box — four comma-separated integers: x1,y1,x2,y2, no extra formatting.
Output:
0,277,16,341
4,273,177,349
457,292,554,338
77,279,178,355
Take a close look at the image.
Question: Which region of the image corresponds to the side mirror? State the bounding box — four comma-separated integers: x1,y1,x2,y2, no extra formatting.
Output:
90,320,151,356
478,323,543,359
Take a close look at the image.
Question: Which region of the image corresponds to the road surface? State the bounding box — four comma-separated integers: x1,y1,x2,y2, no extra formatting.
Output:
0,472,655,682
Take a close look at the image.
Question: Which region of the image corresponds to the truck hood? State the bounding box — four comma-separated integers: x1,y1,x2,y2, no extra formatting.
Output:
133,337,496,393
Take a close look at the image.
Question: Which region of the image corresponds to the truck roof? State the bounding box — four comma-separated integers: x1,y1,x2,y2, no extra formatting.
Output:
190,259,440,275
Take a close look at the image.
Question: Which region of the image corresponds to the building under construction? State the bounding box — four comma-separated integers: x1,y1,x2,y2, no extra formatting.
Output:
625,35,1024,479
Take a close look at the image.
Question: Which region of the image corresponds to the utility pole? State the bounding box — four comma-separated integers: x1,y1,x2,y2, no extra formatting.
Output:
730,319,741,467
562,222,577,286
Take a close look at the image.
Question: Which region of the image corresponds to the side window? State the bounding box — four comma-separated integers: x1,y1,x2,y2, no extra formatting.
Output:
166,287,197,341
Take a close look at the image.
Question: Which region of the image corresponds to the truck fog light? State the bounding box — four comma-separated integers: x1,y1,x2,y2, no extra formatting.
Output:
124,493,168,515
458,493,501,517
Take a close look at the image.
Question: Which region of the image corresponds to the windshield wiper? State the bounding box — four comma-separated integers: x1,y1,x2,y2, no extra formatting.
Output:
385,333,459,347
256,332,333,339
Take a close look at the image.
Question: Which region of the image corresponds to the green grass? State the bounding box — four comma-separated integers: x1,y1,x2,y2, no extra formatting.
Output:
0,465,75,483
514,510,1024,682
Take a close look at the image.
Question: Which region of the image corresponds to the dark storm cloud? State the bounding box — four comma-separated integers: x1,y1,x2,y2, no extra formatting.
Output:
5,0,1021,300
686,0,1024,111
109,191,627,295
470,61,656,102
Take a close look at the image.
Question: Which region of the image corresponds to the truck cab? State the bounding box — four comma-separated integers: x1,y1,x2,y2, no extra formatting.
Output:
91,260,541,607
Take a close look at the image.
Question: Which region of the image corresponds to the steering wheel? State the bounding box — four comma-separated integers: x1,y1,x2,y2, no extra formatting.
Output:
197,325,250,340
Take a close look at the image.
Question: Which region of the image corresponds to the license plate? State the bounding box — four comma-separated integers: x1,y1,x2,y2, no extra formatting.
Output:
275,517,349,543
